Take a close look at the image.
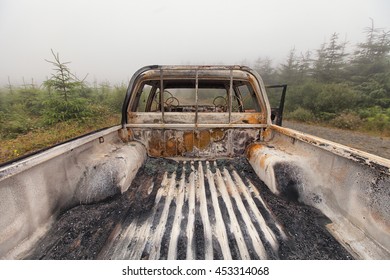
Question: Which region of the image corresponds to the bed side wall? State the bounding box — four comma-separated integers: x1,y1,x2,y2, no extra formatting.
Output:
247,125,390,259
0,128,146,259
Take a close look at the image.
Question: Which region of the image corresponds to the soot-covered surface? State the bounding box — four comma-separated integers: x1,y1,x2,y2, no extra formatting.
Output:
26,157,353,260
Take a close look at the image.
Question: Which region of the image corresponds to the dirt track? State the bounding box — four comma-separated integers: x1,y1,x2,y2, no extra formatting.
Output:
283,121,390,160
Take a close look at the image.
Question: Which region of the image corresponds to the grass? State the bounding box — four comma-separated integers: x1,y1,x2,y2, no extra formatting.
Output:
1,112,388,165
0,115,120,164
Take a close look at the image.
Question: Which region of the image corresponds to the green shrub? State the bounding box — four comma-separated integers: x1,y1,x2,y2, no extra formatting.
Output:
358,106,390,135
364,114,390,132
286,107,315,122
316,112,337,122
330,112,361,130
42,97,93,125
103,85,126,113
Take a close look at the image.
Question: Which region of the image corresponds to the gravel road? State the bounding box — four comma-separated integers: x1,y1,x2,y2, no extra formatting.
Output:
283,121,390,160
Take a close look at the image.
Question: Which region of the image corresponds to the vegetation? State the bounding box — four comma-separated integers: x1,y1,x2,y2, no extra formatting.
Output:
254,20,390,136
0,50,125,163
1,20,389,163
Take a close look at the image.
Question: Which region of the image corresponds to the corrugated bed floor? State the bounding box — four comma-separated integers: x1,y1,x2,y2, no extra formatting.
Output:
100,160,287,260
27,157,353,260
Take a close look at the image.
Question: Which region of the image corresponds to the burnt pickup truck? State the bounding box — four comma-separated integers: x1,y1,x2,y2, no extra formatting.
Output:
0,65,389,260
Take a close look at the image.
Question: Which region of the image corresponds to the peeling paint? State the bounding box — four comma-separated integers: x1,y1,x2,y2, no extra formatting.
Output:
132,128,260,158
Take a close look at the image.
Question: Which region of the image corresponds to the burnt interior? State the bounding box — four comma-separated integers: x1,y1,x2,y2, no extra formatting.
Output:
26,157,353,260
132,79,260,113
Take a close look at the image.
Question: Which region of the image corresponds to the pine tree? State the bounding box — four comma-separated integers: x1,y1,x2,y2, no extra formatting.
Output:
44,49,87,102
279,48,300,84
297,50,313,81
42,50,91,124
349,20,390,108
313,33,348,82
253,57,276,84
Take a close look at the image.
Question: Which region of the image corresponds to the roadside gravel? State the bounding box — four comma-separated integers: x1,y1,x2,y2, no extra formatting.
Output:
283,121,390,160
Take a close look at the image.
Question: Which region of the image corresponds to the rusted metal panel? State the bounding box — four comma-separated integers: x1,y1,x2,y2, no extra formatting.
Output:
122,65,271,160
122,65,272,126
130,128,261,158
127,112,266,125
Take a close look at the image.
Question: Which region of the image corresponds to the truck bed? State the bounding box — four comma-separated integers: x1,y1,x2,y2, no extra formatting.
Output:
26,157,352,260
2,65,389,260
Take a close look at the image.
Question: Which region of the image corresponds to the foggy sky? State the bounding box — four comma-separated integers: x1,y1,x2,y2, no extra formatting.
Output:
0,0,389,86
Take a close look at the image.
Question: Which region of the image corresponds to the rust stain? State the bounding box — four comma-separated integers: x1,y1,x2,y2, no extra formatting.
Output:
143,128,259,157
260,112,267,123
176,135,185,156
246,143,264,161
194,130,211,150
183,132,194,153
118,128,133,142
148,132,164,157
165,138,176,157
262,128,273,141
242,114,260,124
127,112,135,120
149,147,162,157
259,154,270,169
210,129,225,142
246,143,269,169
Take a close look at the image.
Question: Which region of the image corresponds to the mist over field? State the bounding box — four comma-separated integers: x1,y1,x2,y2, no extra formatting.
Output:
0,0,389,162
0,0,389,86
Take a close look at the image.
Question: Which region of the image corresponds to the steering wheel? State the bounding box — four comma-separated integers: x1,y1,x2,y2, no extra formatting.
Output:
164,96,180,106
213,95,227,107
152,90,179,111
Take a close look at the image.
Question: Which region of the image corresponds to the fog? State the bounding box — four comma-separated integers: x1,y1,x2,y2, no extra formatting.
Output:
0,0,389,86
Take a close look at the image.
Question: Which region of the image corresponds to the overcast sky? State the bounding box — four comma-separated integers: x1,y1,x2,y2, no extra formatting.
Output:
0,0,389,86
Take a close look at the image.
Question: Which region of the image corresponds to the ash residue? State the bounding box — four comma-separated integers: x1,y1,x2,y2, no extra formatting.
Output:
143,157,177,177
229,157,353,260
26,157,173,260
25,196,130,260
26,157,353,260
